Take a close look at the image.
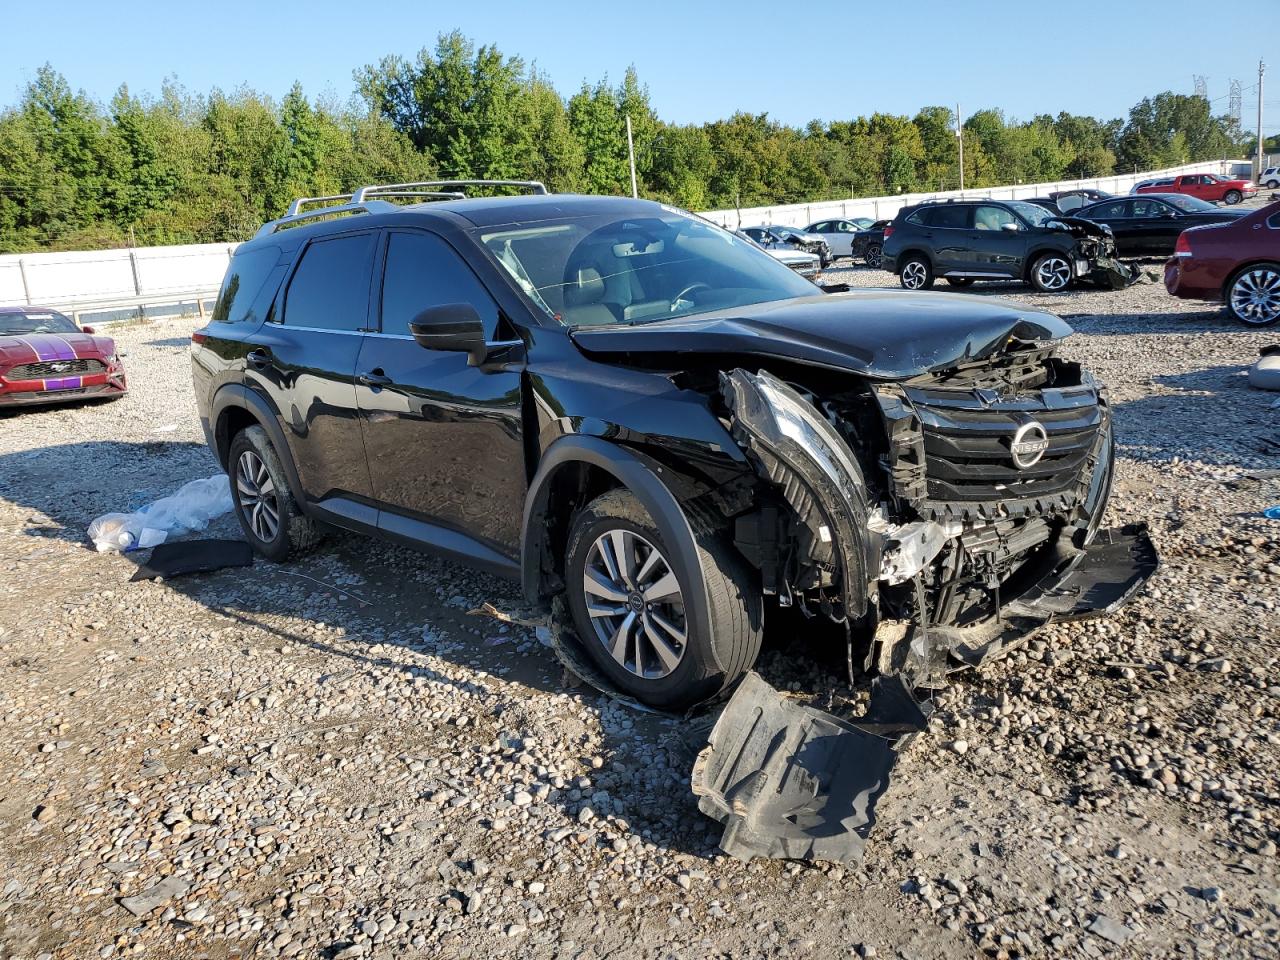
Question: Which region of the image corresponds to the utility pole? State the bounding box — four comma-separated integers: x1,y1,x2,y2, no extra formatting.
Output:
1257,60,1267,180
626,115,638,199
956,103,965,192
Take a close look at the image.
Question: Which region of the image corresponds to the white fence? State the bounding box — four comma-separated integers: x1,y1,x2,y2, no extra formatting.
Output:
697,160,1246,229
0,243,237,317
0,159,1259,317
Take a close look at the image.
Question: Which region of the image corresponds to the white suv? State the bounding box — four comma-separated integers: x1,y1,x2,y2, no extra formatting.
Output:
1261,166,1279,189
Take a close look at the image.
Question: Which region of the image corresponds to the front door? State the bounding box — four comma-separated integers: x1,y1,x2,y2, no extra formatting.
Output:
964,205,1026,277
244,230,377,502
355,229,526,557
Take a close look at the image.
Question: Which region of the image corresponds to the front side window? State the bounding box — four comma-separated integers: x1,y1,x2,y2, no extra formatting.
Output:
0,310,78,335
478,207,817,327
1130,199,1170,218
1163,194,1218,213
973,206,1018,231
380,231,499,337
1005,201,1056,227
283,233,376,331
809,221,831,233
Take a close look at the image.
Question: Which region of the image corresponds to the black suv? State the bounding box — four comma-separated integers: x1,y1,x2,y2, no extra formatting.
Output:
881,198,1117,292
193,180,1156,709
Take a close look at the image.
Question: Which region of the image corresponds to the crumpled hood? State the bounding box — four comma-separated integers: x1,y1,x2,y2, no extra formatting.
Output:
1048,216,1114,238
0,332,114,365
569,290,1073,379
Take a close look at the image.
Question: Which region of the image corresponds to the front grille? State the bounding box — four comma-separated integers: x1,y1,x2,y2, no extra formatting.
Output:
7,358,104,379
913,395,1101,502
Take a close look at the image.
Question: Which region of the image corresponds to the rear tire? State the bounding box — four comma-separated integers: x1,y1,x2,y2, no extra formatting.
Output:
1223,189,1243,205
1265,179,1279,190
899,255,933,290
564,489,763,711
864,243,883,268
228,425,323,562
1226,262,1280,326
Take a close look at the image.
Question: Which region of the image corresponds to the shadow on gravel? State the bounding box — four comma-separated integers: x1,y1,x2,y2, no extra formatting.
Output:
142,336,193,348
1112,364,1279,466
0,440,215,544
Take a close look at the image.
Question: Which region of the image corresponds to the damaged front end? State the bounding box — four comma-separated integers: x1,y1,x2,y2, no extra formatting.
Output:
722,346,1157,692
1051,216,1142,290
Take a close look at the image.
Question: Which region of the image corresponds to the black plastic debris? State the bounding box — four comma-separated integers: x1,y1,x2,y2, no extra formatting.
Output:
691,671,930,864
130,539,254,581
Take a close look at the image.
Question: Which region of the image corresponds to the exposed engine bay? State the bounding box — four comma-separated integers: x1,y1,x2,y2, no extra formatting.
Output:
717,338,1156,691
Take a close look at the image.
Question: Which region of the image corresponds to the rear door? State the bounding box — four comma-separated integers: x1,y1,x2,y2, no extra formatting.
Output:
355,228,526,558
244,229,377,503
919,205,973,274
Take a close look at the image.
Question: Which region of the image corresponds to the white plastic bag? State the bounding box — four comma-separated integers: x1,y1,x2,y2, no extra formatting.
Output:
88,474,235,553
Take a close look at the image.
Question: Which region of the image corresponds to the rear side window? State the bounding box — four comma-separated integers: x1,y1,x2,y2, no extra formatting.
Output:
282,233,377,331
379,231,499,337
921,206,971,229
1089,201,1128,218
212,247,283,325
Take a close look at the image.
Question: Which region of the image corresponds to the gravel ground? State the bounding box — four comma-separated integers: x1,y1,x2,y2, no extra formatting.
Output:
0,225,1277,959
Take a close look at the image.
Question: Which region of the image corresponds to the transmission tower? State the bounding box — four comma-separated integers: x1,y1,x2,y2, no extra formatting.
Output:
1193,75,1209,99
1229,79,1242,124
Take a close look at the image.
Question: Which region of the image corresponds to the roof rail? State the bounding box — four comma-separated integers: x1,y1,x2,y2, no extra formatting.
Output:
255,200,396,239
350,179,548,203
286,194,353,217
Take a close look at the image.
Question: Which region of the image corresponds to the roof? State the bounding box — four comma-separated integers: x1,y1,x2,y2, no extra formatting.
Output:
0,305,65,314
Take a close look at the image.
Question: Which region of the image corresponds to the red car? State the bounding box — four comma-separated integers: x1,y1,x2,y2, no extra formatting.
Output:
1135,173,1257,205
0,306,127,407
1165,200,1280,326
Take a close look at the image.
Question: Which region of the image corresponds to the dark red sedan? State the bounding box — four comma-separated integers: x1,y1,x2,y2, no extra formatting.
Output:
0,306,127,407
1165,200,1280,326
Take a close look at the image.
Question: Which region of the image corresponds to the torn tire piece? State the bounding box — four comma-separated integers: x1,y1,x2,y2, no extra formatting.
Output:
691,672,923,863
129,539,253,581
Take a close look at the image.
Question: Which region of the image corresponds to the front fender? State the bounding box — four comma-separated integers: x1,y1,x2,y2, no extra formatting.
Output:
520,435,713,652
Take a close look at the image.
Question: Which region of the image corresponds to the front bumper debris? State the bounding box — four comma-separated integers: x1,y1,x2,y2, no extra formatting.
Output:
871,523,1159,689
691,671,931,863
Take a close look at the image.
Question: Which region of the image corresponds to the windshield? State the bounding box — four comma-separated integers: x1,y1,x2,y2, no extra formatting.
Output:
1007,201,1056,227
0,310,79,336
1163,194,1219,213
478,208,818,327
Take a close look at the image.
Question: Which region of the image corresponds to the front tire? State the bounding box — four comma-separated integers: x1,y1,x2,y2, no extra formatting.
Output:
564,489,762,711
1030,252,1073,292
899,255,933,289
228,425,323,561
1226,263,1280,326
1223,189,1243,205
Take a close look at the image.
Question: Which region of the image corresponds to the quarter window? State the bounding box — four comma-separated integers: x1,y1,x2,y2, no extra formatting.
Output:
283,233,376,331
380,231,499,337
213,246,284,324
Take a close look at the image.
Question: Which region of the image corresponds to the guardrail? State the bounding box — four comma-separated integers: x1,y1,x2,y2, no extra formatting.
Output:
49,290,221,326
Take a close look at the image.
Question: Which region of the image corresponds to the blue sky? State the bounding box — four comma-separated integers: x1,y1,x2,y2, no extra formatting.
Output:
3,0,1275,131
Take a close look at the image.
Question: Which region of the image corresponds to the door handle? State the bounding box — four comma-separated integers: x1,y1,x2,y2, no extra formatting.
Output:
359,370,392,387
246,349,272,368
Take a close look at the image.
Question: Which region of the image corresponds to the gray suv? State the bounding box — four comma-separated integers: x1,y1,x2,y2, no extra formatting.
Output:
881,199,1118,292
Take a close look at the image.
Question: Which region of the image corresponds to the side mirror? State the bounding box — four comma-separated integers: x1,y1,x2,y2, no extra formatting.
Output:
1001,221,1020,232
408,303,487,365
81,325,96,334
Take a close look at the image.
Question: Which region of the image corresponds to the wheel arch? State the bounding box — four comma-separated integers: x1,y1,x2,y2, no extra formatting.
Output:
210,384,308,508
1221,259,1280,300
520,436,714,650
894,248,932,273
